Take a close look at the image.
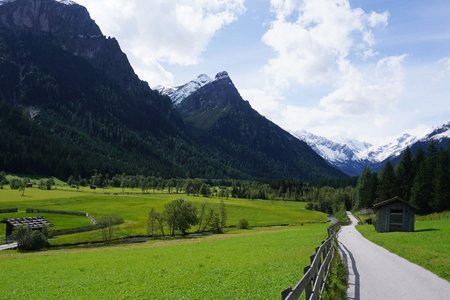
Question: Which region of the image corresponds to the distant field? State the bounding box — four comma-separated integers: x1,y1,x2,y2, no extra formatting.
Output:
0,187,327,245
0,224,328,299
357,217,450,281
0,212,91,241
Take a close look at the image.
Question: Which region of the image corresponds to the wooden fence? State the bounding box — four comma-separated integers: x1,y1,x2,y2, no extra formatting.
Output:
281,223,339,300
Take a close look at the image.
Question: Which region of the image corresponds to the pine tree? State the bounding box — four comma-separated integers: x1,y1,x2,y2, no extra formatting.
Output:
413,147,425,173
411,158,434,214
355,167,378,209
396,147,415,201
377,161,399,201
432,150,450,211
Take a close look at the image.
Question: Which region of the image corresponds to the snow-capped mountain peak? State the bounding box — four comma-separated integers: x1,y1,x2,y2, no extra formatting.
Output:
0,0,76,5
294,121,450,176
158,72,236,105
294,130,371,164
366,133,417,162
157,74,212,105
294,130,420,176
425,121,450,141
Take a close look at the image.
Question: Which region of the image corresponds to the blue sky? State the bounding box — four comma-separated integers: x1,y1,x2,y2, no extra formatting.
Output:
77,0,450,145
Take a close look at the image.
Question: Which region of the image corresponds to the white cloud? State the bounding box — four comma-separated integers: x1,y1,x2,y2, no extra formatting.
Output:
262,0,389,87
440,56,450,71
320,55,406,115
76,0,245,86
240,88,283,117
241,0,412,143
366,11,389,28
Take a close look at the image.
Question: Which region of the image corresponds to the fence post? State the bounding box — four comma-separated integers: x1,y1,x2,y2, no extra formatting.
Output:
304,265,312,299
281,287,292,299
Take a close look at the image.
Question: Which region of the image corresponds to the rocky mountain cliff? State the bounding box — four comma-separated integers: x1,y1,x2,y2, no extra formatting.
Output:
0,0,146,93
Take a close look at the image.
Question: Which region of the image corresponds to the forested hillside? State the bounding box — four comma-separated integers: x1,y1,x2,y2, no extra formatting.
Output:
355,145,450,214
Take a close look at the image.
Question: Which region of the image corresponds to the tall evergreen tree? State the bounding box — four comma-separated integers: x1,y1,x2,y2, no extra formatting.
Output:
377,161,399,201
396,147,415,201
413,147,425,173
432,150,450,211
355,167,378,209
411,158,434,214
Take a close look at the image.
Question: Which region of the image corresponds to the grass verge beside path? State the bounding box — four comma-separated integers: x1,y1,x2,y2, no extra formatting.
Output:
357,219,450,281
0,224,328,299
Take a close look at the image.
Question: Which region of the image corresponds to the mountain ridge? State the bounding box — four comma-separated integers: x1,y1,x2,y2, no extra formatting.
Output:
295,122,450,176
162,72,346,180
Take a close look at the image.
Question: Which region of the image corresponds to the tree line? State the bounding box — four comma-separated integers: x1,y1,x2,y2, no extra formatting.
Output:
355,145,450,214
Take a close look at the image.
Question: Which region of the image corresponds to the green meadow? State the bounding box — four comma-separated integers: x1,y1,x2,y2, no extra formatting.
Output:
0,186,332,299
357,216,450,281
0,186,326,245
0,224,328,299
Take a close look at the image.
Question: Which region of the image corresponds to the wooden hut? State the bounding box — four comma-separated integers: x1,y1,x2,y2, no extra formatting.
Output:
1,216,53,242
373,196,415,233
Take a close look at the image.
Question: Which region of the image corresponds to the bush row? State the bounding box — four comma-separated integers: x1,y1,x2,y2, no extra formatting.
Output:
25,208,86,216
0,208,18,214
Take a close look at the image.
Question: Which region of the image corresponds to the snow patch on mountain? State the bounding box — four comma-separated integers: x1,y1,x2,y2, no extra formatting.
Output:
0,0,76,5
424,122,450,141
295,121,450,175
366,134,418,162
295,130,418,165
158,72,234,105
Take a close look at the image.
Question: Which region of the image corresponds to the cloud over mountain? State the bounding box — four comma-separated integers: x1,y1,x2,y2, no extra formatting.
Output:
76,0,245,86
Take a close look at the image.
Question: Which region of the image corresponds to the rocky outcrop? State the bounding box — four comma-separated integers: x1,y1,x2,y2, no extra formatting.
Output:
0,0,147,93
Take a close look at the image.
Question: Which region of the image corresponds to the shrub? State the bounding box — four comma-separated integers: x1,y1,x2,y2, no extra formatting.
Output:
13,227,48,251
211,213,222,234
9,179,20,190
238,218,250,229
164,199,198,236
98,215,123,243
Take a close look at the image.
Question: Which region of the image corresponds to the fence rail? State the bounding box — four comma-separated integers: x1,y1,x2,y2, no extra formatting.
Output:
282,223,339,300
25,208,87,216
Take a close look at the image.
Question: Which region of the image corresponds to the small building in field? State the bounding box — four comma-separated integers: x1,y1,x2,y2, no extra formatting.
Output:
1,216,53,242
373,196,415,233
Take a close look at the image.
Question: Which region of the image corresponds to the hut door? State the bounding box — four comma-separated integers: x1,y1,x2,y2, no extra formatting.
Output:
389,209,403,232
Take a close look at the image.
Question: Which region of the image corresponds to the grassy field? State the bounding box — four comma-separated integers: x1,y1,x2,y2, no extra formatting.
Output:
0,224,328,299
0,183,333,298
357,217,450,281
0,187,327,245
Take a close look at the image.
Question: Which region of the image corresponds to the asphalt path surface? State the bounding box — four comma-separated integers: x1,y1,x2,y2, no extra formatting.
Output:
338,212,450,300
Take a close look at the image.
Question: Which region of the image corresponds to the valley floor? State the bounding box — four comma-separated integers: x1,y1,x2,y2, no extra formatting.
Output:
0,225,327,299
0,186,332,299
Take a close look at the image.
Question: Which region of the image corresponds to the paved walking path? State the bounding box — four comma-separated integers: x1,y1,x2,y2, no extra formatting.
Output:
0,242,17,251
338,212,450,300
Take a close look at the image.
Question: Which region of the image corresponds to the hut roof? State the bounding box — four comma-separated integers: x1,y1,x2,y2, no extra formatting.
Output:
1,216,53,229
373,196,418,210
